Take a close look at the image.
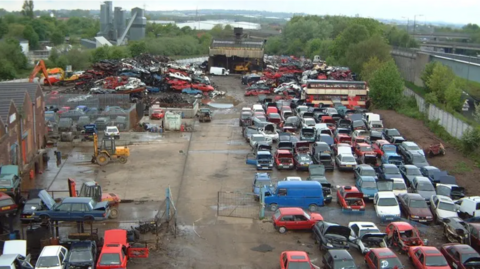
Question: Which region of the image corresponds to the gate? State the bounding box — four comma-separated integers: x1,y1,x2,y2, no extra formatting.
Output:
217,191,260,219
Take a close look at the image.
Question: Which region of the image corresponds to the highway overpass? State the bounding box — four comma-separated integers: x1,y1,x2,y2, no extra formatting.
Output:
411,32,471,40
421,40,480,51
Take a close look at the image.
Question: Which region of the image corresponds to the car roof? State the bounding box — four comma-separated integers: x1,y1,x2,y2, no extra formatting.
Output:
40,245,65,256
349,221,378,229
277,181,321,187
403,164,418,169
402,193,424,200
377,192,396,198
358,164,375,170
357,143,370,147
383,164,397,168
279,207,305,215
361,177,376,182
418,246,442,255
403,141,417,146
392,178,405,183
372,248,397,257
327,249,352,260
61,197,93,203
0,192,12,199
0,254,18,265
342,186,360,192
437,195,454,203
390,221,414,230
446,244,478,254
277,149,291,154
423,166,439,170
415,176,431,183
285,251,309,261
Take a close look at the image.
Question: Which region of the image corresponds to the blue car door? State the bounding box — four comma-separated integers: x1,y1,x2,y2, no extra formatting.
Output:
70,203,87,220
51,203,71,220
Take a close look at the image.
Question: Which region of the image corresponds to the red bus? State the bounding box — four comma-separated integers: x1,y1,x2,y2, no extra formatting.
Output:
303,80,369,108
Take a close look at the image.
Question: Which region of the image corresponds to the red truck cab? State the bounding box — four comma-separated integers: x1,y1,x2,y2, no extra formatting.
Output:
96,229,148,269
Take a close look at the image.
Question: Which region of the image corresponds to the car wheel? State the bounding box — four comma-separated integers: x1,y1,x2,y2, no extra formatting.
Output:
270,203,278,211
278,226,287,234
40,215,50,223
84,216,94,222
308,204,318,212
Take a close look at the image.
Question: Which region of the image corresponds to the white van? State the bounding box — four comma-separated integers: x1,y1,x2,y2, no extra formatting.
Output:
210,67,229,76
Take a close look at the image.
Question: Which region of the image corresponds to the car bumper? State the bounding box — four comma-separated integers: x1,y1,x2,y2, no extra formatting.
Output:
257,166,273,170
379,215,401,222
324,196,332,203
337,166,355,171
324,243,349,250
342,208,365,213
277,164,294,170
411,218,433,224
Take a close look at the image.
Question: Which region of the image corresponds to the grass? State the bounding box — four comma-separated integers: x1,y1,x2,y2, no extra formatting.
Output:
404,81,427,96
460,78,480,101
451,161,473,174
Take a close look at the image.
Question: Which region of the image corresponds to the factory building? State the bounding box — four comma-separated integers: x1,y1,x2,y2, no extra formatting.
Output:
208,28,265,73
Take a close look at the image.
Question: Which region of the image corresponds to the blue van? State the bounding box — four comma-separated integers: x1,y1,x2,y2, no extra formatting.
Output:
265,181,324,212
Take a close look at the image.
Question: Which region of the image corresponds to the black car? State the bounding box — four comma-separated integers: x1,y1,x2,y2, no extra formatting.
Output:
65,241,97,269
322,249,357,269
383,128,402,141
313,221,351,250
21,198,45,223
307,165,332,203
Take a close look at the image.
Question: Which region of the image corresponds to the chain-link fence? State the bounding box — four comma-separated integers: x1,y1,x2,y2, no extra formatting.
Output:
217,191,260,219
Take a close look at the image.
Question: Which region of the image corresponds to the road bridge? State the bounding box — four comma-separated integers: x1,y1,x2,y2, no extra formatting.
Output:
411,32,471,40
421,40,480,51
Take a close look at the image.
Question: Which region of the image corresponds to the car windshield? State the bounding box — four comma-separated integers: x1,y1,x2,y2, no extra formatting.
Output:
274,210,281,220
252,136,266,142
377,181,393,191
255,180,272,187
69,249,93,262
358,228,381,237
361,146,373,151
407,168,422,175
334,260,357,269
99,253,121,265
287,261,312,269
299,156,311,162
107,127,118,132
0,178,11,187
378,198,398,206
438,202,456,212
258,154,271,160
418,182,434,191
406,144,421,150
36,256,60,267
305,119,315,125
410,199,428,208
394,182,406,190
413,155,427,163
388,129,400,136
362,181,377,189
361,169,377,177
342,156,355,162
379,257,404,269
425,256,448,267
385,167,399,174
241,114,250,119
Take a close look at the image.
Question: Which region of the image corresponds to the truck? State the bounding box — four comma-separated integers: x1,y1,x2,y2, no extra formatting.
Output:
96,229,148,269
209,67,229,76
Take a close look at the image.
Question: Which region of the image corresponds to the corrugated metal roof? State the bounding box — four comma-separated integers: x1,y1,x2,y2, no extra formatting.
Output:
211,38,265,49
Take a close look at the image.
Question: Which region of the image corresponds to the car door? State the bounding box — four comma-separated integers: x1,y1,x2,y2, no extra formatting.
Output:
280,215,295,230
280,252,288,269
469,225,480,252
51,203,72,220
71,203,87,220
430,196,439,218
59,248,67,268
414,250,424,269
294,214,310,229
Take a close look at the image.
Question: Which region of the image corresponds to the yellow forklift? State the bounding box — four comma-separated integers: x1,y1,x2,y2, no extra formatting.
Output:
91,133,130,166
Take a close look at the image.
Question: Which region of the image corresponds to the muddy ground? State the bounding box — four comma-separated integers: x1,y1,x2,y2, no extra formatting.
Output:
30,75,474,269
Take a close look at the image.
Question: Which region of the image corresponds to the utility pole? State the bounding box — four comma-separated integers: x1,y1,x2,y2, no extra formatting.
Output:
413,14,423,35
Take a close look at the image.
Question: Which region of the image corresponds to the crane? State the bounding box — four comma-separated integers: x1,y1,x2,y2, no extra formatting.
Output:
29,60,52,87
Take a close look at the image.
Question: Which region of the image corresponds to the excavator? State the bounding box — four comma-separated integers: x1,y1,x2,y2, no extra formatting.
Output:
234,62,251,73
91,133,130,166
29,60,53,86
68,178,120,219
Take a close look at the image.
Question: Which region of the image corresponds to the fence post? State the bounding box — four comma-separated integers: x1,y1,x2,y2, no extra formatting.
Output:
166,187,170,221
259,187,265,219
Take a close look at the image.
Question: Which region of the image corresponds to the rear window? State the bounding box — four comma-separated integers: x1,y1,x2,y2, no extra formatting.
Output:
0,198,14,207
99,253,121,265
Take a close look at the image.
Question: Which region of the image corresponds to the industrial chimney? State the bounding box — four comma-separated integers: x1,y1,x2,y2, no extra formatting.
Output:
234,27,243,43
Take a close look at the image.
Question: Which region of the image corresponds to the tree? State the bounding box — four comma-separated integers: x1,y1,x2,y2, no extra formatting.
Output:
108,46,131,60
0,59,17,80
361,57,383,82
265,36,283,55
7,24,26,38
64,47,90,70
128,41,147,57
50,30,64,45
0,39,28,71
285,38,304,56
91,46,109,63
305,38,323,58
368,60,404,109
444,80,463,111
344,35,392,74
421,61,439,89
426,64,456,102
23,24,39,49
22,0,34,19
0,18,8,39
331,24,370,62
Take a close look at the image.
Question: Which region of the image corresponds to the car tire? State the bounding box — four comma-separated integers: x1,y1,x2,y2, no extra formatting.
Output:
84,216,94,222
308,204,318,212
40,215,50,223
269,203,278,211
278,226,287,234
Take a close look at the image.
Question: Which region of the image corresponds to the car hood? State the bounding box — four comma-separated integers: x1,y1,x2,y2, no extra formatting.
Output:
376,206,400,215
361,188,378,195
325,226,351,238
311,213,323,221
436,209,458,219
94,201,109,209
409,207,433,217
416,190,436,199
38,190,56,210
361,233,387,241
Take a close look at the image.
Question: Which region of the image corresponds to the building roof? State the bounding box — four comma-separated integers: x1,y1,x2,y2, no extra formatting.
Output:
0,100,14,123
211,39,265,49
0,83,40,103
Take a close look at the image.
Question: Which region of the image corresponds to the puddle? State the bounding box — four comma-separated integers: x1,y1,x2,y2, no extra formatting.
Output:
207,103,234,109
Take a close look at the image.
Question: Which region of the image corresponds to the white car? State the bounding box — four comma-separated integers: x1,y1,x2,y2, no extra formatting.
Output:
374,192,401,222
296,105,308,117
392,178,408,196
335,153,357,171
430,195,458,223
36,245,68,269
242,107,252,113
252,104,264,114
456,196,480,219
283,176,302,181
302,118,316,128
105,126,120,139
249,134,272,148
168,72,191,81
348,222,387,254
258,124,279,142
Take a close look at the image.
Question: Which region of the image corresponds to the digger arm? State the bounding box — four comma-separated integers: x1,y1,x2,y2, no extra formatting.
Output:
29,60,52,87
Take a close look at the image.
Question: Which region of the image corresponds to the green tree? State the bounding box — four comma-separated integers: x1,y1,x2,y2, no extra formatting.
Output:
344,35,391,73
64,47,90,70
0,18,8,39
21,0,34,19
421,61,439,89
444,80,463,111
0,59,17,80
50,30,64,45
265,36,283,55
332,24,370,62
7,23,26,38
108,46,130,60
91,46,109,63
360,56,383,82
0,39,28,71
285,38,304,56
426,64,456,102
22,24,39,49
368,60,404,109
128,41,147,57
305,38,322,58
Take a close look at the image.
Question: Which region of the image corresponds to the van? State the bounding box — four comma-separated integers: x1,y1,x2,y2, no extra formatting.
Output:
209,67,229,76
457,196,480,218
265,181,324,212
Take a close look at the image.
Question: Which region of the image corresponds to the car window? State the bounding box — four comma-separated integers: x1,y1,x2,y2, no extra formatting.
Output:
59,252,65,263
425,256,447,266
36,256,60,267
432,196,439,205
438,202,456,212
99,253,121,265
372,255,378,269
418,253,424,264
351,224,359,235
295,215,308,221
56,203,71,211
417,182,434,191
281,215,294,221
71,203,86,212
476,202,480,210
278,189,287,196
0,198,14,207
378,198,398,206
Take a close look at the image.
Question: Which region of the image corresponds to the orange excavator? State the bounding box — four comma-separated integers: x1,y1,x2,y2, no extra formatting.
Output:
68,178,120,219
29,60,52,87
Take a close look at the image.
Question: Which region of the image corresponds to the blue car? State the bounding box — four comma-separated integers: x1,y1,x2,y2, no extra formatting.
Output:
252,173,272,201
36,190,110,222
355,176,378,200
381,154,404,167
182,88,203,95
377,164,402,180
354,165,378,181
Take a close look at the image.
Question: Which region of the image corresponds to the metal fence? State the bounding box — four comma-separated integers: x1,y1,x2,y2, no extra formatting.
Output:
403,88,472,139
155,187,177,239
217,191,260,219
46,94,132,110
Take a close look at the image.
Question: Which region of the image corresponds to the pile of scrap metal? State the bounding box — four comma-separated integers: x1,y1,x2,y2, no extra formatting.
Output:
90,77,146,94
156,93,196,108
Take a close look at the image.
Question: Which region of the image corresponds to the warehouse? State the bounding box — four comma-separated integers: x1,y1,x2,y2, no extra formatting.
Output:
208,27,265,74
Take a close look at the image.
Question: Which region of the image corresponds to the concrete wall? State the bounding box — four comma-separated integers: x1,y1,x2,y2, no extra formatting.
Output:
391,49,430,86
431,55,480,84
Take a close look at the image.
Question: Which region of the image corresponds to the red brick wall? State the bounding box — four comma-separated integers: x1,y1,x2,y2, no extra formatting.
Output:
0,103,21,166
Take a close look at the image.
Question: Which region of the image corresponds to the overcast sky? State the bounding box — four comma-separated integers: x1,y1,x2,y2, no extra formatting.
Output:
1,0,478,25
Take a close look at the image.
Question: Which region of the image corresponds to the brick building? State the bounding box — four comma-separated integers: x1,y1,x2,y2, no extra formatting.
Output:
0,83,46,177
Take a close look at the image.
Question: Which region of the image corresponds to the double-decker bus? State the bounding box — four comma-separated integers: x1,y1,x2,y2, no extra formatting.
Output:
303,80,369,108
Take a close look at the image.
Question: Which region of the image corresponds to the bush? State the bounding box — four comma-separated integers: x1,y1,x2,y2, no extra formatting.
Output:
461,127,480,154
395,96,424,120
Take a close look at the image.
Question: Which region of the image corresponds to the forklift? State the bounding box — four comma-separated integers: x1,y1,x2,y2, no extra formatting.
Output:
91,133,130,166
68,178,120,219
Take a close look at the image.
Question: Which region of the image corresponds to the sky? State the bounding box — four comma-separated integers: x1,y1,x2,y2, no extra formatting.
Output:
0,0,478,25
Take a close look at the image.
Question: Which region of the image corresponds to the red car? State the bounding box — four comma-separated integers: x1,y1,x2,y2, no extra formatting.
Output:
321,116,336,125
245,89,271,96
386,222,425,253
335,133,352,145
353,143,376,157
397,193,433,224
372,140,391,157
408,246,450,269
280,251,319,269
336,186,365,212
0,192,18,216
266,106,279,116
57,106,70,115
272,207,323,234
274,149,294,170
150,109,165,120
191,83,214,92
96,229,148,269
365,248,404,269
440,243,480,269
468,223,480,253
267,113,282,125
170,83,190,90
